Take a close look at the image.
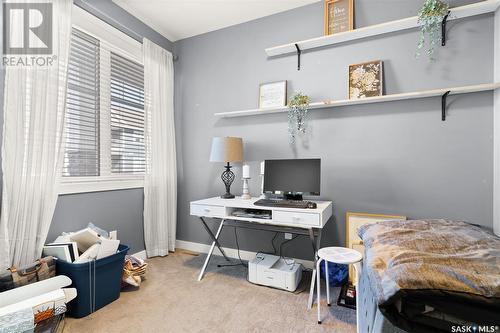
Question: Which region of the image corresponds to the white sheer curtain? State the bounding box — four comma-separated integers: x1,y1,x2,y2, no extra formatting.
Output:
0,0,72,269
143,39,177,257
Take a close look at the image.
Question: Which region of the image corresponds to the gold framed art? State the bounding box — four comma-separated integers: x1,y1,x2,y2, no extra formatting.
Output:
348,60,383,99
346,211,406,283
324,0,354,35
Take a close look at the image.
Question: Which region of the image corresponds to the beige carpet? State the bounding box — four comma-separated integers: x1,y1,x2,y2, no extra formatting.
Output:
64,251,356,333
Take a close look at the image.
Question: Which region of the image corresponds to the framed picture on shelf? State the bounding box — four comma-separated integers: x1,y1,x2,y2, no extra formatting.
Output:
324,0,353,35
348,60,383,99
345,211,406,283
259,81,287,109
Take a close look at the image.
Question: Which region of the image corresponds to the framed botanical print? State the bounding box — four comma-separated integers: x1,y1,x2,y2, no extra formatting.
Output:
348,60,383,99
346,211,406,283
259,81,287,109
324,0,354,35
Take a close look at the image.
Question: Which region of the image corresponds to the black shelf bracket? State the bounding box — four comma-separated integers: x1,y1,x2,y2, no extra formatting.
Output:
295,43,301,71
441,11,451,46
442,90,451,121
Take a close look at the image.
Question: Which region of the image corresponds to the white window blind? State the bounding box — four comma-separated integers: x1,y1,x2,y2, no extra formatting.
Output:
63,29,100,177
110,52,145,174
60,10,146,193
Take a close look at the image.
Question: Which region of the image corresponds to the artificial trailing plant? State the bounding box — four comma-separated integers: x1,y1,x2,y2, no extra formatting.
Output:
416,0,450,59
287,92,311,144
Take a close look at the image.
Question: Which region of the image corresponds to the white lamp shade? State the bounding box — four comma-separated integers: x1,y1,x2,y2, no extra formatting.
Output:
210,137,243,163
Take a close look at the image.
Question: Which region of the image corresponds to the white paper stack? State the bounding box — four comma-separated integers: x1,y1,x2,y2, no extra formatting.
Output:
70,228,101,252
45,224,121,263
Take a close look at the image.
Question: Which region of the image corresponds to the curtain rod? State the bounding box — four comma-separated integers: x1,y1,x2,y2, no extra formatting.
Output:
75,0,178,61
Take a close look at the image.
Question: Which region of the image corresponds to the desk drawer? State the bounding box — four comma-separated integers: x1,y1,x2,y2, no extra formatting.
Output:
273,211,320,227
190,204,226,218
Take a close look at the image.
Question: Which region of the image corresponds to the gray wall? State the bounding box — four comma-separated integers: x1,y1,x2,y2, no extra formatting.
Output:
0,1,172,254
49,189,145,253
174,0,494,260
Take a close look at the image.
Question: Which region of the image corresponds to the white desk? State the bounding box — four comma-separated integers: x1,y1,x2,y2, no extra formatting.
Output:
190,196,333,309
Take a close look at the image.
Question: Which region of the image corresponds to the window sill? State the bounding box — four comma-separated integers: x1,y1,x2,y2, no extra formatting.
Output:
58,177,144,195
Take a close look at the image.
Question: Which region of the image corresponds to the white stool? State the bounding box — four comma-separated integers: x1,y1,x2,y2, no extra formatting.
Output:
316,247,362,329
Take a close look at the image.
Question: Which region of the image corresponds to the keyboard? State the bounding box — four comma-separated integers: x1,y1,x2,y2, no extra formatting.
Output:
254,199,317,209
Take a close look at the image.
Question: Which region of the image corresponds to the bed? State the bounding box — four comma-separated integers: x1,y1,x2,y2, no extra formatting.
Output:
356,219,500,333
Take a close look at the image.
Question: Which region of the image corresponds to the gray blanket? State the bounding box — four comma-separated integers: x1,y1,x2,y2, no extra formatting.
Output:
358,219,500,331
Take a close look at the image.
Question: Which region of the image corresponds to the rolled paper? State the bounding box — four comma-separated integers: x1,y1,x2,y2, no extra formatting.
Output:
0,275,72,308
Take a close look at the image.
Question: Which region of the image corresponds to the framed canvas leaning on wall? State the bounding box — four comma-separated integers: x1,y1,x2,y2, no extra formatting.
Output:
259,81,287,109
346,211,406,283
348,60,383,99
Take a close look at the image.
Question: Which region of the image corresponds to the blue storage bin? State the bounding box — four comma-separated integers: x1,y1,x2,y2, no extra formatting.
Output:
319,261,348,287
56,244,129,318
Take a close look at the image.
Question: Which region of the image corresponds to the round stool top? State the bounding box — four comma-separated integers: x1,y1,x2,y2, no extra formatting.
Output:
318,247,362,264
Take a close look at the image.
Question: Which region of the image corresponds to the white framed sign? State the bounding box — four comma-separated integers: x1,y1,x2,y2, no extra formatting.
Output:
259,81,287,109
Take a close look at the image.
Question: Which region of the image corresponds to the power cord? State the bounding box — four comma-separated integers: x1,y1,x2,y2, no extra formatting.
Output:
271,232,279,255
234,227,246,267
279,235,303,266
218,230,304,270
217,227,247,268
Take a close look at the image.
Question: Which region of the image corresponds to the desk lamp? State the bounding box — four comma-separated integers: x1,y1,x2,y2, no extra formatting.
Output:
210,137,243,199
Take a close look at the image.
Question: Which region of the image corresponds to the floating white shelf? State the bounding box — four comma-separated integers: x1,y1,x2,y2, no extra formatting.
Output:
265,0,500,57
214,83,500,118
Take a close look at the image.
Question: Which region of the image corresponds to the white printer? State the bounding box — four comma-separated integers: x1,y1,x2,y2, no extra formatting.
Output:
248,253,302,292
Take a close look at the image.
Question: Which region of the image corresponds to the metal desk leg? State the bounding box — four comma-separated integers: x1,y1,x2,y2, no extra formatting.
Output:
307,228,322,309
198,219,226,281
200,217,230,261
308,267,317,310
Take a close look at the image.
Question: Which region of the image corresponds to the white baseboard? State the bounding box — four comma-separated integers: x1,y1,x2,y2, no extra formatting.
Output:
175,239,314,269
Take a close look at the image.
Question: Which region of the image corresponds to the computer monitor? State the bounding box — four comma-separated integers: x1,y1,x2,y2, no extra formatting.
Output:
263,159,321,200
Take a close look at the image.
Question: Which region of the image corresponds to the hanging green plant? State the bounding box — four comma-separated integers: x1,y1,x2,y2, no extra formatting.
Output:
416,0,450,59
287,92,311,144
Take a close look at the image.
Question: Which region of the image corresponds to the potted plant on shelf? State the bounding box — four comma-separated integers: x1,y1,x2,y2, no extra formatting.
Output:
287,92,311,144
416,0,450,59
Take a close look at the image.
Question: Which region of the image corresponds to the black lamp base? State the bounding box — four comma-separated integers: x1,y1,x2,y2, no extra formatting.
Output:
220,162,236,199
221,193,235,199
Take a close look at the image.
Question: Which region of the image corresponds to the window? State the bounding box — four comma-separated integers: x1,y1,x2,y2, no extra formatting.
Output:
63,29,100,177
61,25,145,193
110,53,145,174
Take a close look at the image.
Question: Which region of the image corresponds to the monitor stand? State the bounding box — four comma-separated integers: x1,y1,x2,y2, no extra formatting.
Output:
284,193,303,201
